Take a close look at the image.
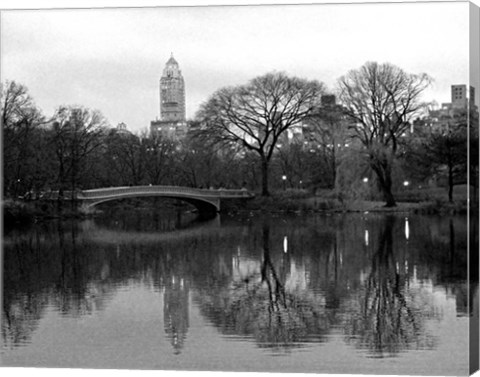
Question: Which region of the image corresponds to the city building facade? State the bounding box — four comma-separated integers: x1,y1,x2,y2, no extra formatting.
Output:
299,94,354,147
115,122,130,134
151,54,187,139
417,85,478,134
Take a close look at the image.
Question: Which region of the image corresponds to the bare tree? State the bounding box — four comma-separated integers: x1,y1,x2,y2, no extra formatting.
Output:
51,106,107,200
103,129,144,186
1,81,38,130
174,134,245,189
338,62,431,206
143,132,178,185
1,81,47,197
195,72,325,196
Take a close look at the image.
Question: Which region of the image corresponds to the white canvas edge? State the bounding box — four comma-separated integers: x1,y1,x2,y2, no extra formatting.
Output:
1,1,479,377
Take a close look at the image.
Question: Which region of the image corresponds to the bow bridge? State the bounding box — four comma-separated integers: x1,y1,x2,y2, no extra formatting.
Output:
76,185,254,213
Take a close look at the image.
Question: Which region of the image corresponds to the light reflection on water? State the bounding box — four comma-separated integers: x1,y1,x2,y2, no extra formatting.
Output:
1,210,474,374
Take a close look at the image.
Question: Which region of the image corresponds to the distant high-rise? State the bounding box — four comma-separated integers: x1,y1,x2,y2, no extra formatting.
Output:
160,54,186,121
419,84,478,134
451,84,470,109
151,54,187,139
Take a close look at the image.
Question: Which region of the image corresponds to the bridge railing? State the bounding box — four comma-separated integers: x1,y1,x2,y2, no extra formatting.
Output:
79,185,254,200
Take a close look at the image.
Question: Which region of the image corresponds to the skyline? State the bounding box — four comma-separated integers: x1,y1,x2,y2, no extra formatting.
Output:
1,1,478,133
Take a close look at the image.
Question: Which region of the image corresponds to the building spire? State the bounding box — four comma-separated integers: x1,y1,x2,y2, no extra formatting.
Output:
166,53,178,66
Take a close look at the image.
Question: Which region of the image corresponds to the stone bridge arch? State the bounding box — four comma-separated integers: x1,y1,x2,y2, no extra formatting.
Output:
77,185,253,215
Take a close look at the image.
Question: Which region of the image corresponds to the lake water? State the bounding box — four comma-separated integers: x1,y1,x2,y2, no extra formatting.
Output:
1,209,476,375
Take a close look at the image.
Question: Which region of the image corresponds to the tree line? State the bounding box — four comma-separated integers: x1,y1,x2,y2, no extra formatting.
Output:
2,61,477,207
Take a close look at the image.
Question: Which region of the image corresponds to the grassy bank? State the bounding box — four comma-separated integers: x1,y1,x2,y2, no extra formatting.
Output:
223,187,470,215
3,197,199,227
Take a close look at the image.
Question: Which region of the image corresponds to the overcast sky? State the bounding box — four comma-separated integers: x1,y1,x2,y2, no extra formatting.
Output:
1,1,477,133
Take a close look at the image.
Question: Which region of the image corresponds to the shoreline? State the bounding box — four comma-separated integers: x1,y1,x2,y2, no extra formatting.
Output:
223,194,470,216
3,194,470,229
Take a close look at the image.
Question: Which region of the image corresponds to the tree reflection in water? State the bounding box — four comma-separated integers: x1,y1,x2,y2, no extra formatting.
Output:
1,212,469,361
2,221,119,349
343,216,437,357
195,221,330,351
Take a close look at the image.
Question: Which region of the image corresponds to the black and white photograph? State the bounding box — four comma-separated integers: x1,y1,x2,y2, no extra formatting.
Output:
1,0,479,376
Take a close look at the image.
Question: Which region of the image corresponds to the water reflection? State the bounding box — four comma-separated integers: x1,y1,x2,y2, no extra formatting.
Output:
163,276,189,354
405,217,410,240
343,216,437,357
196,223,330,351
1,211,473,367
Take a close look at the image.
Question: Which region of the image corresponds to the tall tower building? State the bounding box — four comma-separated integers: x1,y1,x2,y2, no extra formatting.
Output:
151,54,187,139
160,54,186,121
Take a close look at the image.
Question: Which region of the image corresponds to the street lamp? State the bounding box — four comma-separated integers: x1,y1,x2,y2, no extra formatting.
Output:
282,175,287,191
